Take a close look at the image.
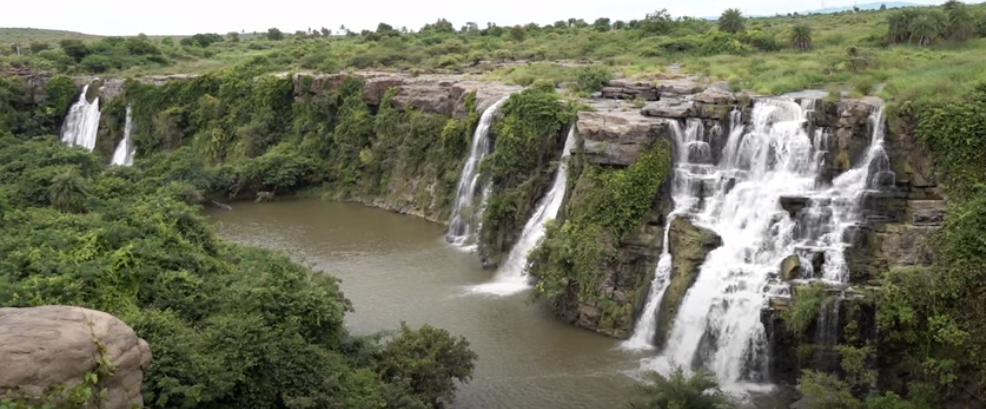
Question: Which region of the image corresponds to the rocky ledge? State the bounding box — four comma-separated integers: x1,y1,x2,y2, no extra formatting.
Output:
0,306,152,409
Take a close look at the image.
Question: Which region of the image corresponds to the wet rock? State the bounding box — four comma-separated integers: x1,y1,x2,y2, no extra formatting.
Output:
779,196,811,218
657,217,723,344
781,255,802,281
693,88,735,105
576,110,671,166
0,306,152,409
909,200,946,226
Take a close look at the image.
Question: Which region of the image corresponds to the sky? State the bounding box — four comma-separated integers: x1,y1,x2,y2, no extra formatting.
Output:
0,0,944,36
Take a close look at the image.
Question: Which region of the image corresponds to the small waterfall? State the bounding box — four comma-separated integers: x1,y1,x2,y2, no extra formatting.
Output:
813,295,842,373
470,126,577,296
634,100,892,389
623,119,710,350
446,96,510,248
110,105,136,166
60,84,101,151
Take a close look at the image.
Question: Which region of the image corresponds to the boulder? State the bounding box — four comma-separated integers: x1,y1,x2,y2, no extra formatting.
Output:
657,217,723,344
780,254,802,281
0,306,152,409
640,98,694,118
601,80,659,101
576,109,671,166
656,78,703,96
779,196,811,218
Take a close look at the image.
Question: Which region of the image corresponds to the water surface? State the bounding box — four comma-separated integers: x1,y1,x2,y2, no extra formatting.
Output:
209,199,643,409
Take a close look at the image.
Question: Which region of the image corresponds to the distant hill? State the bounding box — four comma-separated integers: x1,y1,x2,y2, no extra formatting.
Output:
701,1,929,19
802,1,925,14
0,27,101,46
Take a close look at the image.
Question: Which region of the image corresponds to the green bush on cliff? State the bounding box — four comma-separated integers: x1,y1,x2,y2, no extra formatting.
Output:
528,140,672,302
478,83,576,266
862,82,986,405
0,136,477,409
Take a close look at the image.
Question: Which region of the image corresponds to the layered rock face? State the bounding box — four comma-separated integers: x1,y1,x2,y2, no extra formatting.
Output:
292,72,520,119
0,306,152,409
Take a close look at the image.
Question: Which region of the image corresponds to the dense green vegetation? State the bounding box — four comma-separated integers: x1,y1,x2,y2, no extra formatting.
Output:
625,367,736,409
528,138,672,332
0,63,489,409
478,82,575,266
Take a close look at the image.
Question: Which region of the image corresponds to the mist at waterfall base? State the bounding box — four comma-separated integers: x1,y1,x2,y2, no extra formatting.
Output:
446,96,509,249
468,126,578,296
623,99,891,393
60,85,101,151
110,105,136,166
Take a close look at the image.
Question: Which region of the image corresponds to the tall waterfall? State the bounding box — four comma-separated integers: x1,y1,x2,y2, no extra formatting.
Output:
60,85,101,151
446,96,509,247
470,126,577,296
632,99,890,389
110,105,136,166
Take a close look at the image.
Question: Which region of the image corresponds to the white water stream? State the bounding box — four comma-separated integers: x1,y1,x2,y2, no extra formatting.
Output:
110,105,136,166
447,96,510,248
470,126,578,296
627,99,890,390
60,84,101,151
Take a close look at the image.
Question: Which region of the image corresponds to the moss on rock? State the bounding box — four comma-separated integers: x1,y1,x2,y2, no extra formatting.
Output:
656,217,722,344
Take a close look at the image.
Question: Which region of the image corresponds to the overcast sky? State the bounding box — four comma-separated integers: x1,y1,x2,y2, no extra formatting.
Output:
2,0,944,36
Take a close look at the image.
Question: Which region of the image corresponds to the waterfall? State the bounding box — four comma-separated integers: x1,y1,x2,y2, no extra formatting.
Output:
60,84,101,151
469,126,577,296
446,96,510,248
634,100,891,389
623,118,716,350
110,105,136,166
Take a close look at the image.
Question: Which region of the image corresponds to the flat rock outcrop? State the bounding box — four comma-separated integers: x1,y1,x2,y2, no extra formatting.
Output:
577,103,671,166
0,306,152,409
601,79,659,101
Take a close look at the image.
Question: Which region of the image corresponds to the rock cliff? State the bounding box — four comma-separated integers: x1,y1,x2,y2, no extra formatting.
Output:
0,306,152,409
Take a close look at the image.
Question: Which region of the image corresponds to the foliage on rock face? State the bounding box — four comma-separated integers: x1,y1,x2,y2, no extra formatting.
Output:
528,140,672,302
624,367,736,409
477,83,576,266
0,75,75,137
0,136,477,409
858,82,986,405
111,69,477,218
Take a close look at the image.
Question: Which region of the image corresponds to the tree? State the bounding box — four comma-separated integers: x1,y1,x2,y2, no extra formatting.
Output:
509,26,526,42
791,24,813,51
227,31,239,42
624,367,737,409
880,3,887,10
58,39,90,62
910,11,944,46
613,20,628,30
553,20,568,29
641,9,673,35
719,8,746,34
377,323,477,405
593,17,611,32
568,17,577,27
48,168,89,213
266,27,284,41
29,41,50,53
944,1,974,41
321,27,331,36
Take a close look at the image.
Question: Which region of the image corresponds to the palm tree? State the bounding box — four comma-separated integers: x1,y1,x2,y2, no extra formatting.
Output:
48,168,89,213
625,367,737,409
791,24,813,51
718,9,746,34
910,11,944,46
886,10,916,44
945,1,974,41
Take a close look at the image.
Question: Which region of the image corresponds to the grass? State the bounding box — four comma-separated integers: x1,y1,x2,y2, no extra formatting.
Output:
1,2,984,108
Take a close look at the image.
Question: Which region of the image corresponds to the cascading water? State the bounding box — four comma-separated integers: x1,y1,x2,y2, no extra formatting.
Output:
110,105,136,166
446,96,510,248
633,99,891,389
60,84,101,151
469,126,577,296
